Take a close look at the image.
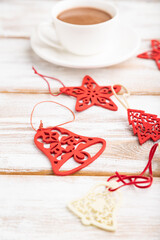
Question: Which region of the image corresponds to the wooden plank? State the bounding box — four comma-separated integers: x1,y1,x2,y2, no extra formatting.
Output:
0,0,160,39
0,93,159,175
0,175,160,240
0,38,160,94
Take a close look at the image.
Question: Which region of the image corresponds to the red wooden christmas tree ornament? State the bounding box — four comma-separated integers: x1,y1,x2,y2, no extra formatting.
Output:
60,75,121,112
34,125,106,176
111,85,160,145
127,109,160,145
137,40,160,70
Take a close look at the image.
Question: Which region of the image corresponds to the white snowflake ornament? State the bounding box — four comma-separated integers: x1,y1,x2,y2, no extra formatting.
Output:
68,182,121,232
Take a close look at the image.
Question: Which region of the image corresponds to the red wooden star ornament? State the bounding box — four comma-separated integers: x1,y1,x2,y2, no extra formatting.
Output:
60,76,121,112
137,40,160,70
32,68,121,112
111,85,160,145
31,101,106,176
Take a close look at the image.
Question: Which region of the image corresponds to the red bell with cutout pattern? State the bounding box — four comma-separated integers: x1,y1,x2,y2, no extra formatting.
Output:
34,126,106,176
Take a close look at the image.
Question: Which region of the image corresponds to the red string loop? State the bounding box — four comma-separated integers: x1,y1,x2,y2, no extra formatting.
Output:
108,143,159,191
30,100,75,132
32,67,66,96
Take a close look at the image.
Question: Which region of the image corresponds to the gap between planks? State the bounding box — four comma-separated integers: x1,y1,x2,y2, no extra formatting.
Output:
0,170,160,177
0,90,160,96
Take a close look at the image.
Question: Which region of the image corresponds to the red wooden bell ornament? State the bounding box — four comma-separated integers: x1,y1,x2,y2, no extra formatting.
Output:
30,101,106,176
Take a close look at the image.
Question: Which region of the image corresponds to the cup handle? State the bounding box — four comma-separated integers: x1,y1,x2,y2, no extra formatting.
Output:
38,22,64,50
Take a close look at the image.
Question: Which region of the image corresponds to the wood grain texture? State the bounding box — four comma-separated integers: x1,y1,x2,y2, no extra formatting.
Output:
0,175,160,240
0,93,159,175
0,38,160,94
0,0,160,39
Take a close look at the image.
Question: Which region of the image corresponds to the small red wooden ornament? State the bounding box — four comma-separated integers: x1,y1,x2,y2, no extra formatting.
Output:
32,68,121,112
35,125,106,176
128,109,160,145
31,101,106,176
111,85,160,145
60,76,121,112
137,40,160,70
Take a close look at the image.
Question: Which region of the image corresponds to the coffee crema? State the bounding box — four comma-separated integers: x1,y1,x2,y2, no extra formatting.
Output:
57,7,112,25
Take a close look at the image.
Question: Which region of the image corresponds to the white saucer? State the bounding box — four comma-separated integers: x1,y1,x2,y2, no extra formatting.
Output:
31,24,140,69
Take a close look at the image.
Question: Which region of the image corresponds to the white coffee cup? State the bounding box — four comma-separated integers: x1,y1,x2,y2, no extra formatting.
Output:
38,0,119,56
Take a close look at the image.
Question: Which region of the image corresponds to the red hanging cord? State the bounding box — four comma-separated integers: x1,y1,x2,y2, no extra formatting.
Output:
32,67,66,96
30,100,75,132
108,143,159,191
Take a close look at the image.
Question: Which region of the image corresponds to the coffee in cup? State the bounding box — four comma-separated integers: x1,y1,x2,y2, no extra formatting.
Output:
57,7,112,25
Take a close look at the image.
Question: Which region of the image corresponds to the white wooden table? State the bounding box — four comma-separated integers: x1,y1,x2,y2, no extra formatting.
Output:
0,0,160,239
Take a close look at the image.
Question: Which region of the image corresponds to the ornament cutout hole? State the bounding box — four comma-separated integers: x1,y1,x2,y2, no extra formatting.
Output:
84,143,104,158
59,156,83,172
37,137,43,143
43,143,50,149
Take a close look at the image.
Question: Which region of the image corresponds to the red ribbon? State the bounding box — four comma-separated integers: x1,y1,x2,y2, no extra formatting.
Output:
108,143,159,191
